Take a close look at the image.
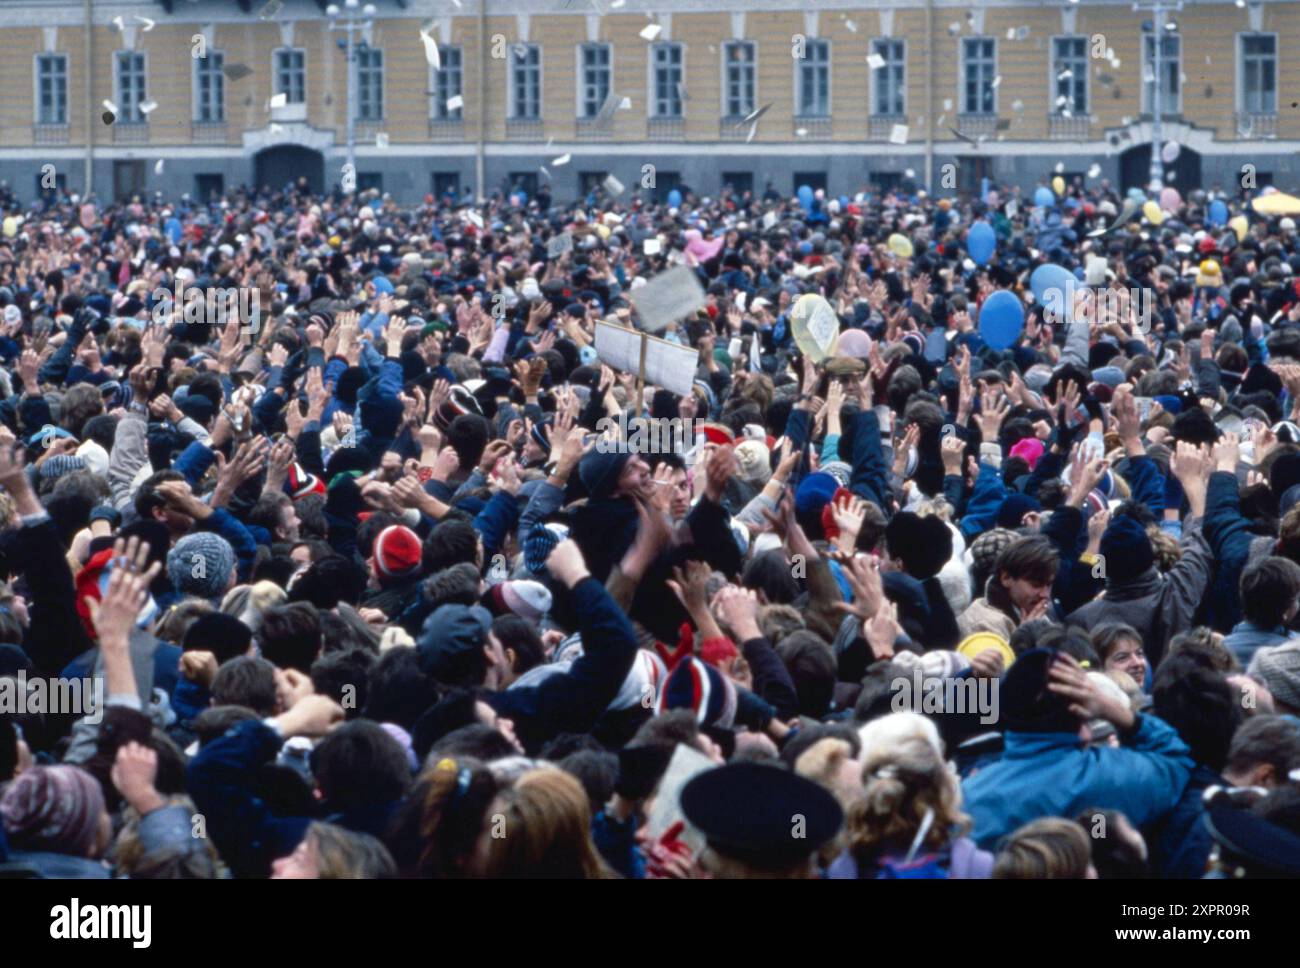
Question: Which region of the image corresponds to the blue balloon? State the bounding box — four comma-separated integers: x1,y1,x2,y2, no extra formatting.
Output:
1208,199,1228,227
165,218,182,244
1030,263,1075,304
968,220,996,266
839,195,849,208
1127,187,1147,203
978,291,1025,351
1034,186,1056,209
667,188,683,208
797,185,814,210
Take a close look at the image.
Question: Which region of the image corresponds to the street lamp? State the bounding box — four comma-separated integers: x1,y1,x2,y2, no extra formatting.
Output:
1136,0,1183,192
326,0,377,191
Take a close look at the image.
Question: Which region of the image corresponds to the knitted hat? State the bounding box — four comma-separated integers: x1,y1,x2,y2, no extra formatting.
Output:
0,765,105,856
657,656,738,728
373,525,422,580
523,522,569,575
579,448,632,500
733,439,771,484
39,453,87,482
1250,644,1300,711
167,532,236,599
794,472,839,517
287,463,325,501
820,460,852,487
1098,516,1154,584
1009,437,1045,471
996,493,1042,529
433,385,483,432
489,580,553,623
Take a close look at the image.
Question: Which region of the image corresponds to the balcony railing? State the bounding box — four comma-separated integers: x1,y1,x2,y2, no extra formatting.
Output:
868,114,905,140
33,123,69,146
505,117,543,140
1048,113,1092,140
719,116,751,140
354,120,384,142
191,121,228,144
575,116,613,140
793,116,832,139
1236,111,1278,139
647,116,685,140
957,114,998,141
112,121,149,144
427,117,464,141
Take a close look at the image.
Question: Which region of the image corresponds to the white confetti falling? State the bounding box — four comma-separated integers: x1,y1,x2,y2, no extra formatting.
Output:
269,93,287,109
139,100,158,115
421,32,441,70
889,123,909,145
991,75,1001,89
845,19,858,32
1088,163,1101,178
552,153,572,166
640,23,662,41
446,94,463,111
102,99,118,114
1055,161,1065,173
135,15,155,30
154,159,165,175
866,53,885,70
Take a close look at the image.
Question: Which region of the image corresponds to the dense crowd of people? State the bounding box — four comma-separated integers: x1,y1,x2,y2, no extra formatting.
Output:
2,170,1300,879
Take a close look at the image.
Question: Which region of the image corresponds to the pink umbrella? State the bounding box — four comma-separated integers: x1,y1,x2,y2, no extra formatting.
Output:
684,229,723,264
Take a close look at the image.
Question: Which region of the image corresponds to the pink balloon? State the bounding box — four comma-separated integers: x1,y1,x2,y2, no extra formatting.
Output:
1159,187,1181,213
79,203,96,230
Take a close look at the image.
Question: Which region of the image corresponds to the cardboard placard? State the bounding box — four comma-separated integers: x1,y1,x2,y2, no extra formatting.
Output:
627,265,705,333
594,319,700,396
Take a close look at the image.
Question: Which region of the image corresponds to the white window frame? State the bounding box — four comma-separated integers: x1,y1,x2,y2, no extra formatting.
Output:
1141,32,1181,116
1237,32,1277,114
577,42,612,119
648,41,684,118
430,45,463,119
508,42,541,120
721,40,756,119
273,47,307,105
356,46,384,121
871,37,906,117
114,49,148,123
795,37,831,118
960,37,996,116
1050,35,1089,116
193,49,225,123
33,52,69,125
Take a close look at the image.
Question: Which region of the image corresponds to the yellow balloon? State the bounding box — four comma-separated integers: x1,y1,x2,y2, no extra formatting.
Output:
595,223,611,240
1,217,15,239
1142,200,1164,225
1229,214,1248,241
1052,176,1065,196
887,233,914,259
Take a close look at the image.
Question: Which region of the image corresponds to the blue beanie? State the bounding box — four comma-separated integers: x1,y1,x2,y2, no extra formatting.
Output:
524,522,568,575
996,493,1042,529
579,448,632,500
167,532,236,600
794,472,839,516
1098,516,1154,584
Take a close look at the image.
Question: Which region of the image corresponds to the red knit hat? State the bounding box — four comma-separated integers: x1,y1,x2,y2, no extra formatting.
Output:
373,525,422,579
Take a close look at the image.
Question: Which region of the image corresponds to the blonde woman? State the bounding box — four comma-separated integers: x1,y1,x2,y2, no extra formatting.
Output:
829,732,993,879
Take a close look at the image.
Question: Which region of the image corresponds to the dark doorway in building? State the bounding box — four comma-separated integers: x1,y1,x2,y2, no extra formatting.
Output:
254,145,324,194
112,160,145,202
1120,142,1203,193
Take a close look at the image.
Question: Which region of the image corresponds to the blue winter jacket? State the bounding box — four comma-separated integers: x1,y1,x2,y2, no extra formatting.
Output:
961,713,1194,850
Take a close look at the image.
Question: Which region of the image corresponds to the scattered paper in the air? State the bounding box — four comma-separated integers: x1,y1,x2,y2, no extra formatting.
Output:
889,124,909,145
135,14,156,30
644,238,661,256
1088,163,1101,179
154,159,165,175
866,53,886,70
422,32,441,69
376,132,390,149
640,23,662,40
139,100,158,115
102,99,118,114
626,266,706,334
763,211,778,229
603,174,625,196
552,153,572,167
446,94,464,111
258,0,282,20
269,93,287,109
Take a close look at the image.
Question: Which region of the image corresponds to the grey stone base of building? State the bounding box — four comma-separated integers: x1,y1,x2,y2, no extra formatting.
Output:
1,145,1291,206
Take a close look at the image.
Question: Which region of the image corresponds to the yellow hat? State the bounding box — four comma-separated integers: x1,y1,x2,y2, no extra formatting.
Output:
329,234,342,247
957,632,1015,669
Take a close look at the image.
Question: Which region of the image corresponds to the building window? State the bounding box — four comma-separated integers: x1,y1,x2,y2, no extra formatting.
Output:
1142,33,1180,115
359,172,383,192
357,47,383,120
1240,34,1276,113
509,44,541,120
36,53,68,125
1052,37,1088,114
962,38,995,115
115,51,147,123
793,171,827,194
652,42,683,118
580,43,611,118
433,172,461,199
508,171,539,197
653,171,681,204
722,171,754,196
195,174,225,200
723,41,755,118
432,45,463,119
872,39,905,116
195,51,225,122
797,39,830,117
274,48,306,104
